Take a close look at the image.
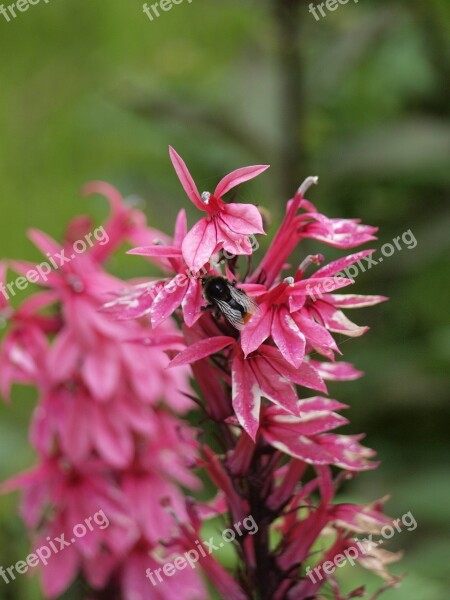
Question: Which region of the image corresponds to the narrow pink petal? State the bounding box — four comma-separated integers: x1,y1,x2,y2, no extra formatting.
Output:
47,329,79,382
82,347,120,401
240,305,272,356
311,360,363,381
92,405,133,467
40,540,79,598
293,311,339,359
232,354,261,440
181,278,204,327
101,285,158,321
169,146,204,210
266,407,348,436
263,428,334,464
261,346,327,393
312,249,376,278
253,357,300,414
169,336,234,368
0,262,8,309
127,245,182,257
82,181,125,215
220,203,265,235
174,208,188,246
150,279,187,328
28,229,62,257
327,294,389,308
318,434,378,471
315,301,369,337
182,218,218,270
271,306,306,368
214,164,269,198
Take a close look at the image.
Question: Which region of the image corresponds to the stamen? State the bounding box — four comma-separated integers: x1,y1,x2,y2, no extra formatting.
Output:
297,176,319,197
201,191,211,205
299,254,324,273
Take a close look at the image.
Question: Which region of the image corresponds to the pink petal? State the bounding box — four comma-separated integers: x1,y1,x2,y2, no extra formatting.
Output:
91,405,133,467
169,336,234,367
231,354,261,440
40,540,79,598
253,356,300,414
214,164,269,198
169,146,204,210
293,310,339,359
0,262,9,309
47,329,79,383
150,278,187,328
327,294,389,308
311,360,363,381
315,301,369,337
271,306,306,368
101,285,158,320
261,346,327,393
181,278,204,327
240,305,273,356
182,218,218,270
263,428,334,464
318,434,378,471
312,249,376,278
28,228,62,257
174,208,188,247
127,245,182,257
220,203,265,235
82,346,120,401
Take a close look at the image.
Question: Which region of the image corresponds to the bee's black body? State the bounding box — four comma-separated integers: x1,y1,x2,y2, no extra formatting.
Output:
201,276,259,330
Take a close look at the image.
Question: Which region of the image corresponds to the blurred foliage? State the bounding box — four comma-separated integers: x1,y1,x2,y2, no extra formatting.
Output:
0,0,449,598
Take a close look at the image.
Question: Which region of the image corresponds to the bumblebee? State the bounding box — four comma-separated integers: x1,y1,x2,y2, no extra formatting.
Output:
201,276,260,330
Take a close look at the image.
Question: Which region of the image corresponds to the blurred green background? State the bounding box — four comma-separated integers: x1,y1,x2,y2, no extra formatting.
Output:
0,0,449,598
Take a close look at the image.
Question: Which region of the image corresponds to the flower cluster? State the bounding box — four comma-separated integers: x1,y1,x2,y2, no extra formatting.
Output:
1,148,403,600
0,187,206,600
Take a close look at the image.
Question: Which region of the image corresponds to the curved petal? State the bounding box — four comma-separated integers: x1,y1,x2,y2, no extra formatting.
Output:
232,353,261,440
174,208,188,247
240,305,272,356
272,307,306,368
150,278,187,328
181,278,204,327
169,146,204,210
220,203,265,235
127,245,182,258
214,164,269,198
182,218,217,270
169,336,234,368
28,228,63,257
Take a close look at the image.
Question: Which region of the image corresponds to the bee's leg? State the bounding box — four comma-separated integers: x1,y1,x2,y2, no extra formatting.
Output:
213,307,222,321
201,304,214,312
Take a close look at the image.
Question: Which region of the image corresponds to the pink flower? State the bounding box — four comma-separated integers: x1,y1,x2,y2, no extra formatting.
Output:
170,147,268,269
241,250,387,364
102,209,208,328
170,336,326,440
252,176,378,287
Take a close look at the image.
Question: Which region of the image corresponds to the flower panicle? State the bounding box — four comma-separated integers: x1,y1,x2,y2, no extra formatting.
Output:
0,148,398,600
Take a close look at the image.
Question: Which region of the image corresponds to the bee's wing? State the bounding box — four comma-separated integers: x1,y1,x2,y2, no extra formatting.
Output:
229,285,261,316
215,298,246,331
